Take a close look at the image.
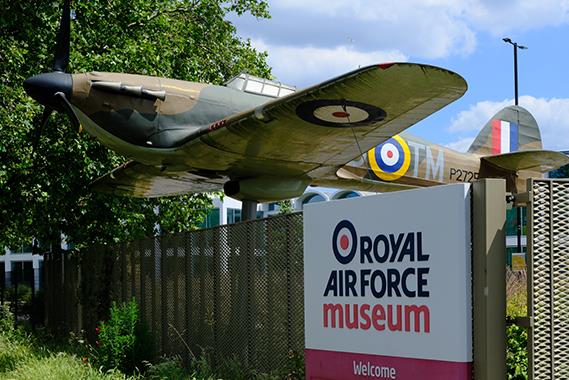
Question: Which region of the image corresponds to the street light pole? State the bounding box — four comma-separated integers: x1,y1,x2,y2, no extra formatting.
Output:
502,37,528,257
503,38,527,106
514,44,518,105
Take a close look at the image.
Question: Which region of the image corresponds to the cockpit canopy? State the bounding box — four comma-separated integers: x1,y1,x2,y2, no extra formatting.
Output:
224,73,296,98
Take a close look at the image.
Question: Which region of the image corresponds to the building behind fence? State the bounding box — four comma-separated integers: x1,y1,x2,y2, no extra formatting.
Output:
44,212,304,372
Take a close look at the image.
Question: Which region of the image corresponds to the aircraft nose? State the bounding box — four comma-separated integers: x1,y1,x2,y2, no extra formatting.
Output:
24,72,72,109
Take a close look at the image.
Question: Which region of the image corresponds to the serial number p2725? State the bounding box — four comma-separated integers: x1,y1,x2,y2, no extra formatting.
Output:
449,168,478,182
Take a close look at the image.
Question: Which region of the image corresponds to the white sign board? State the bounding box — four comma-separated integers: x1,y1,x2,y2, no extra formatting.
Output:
304,184,472,379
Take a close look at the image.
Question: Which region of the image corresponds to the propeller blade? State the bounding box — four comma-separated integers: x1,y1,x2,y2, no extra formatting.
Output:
30,92,79,159
54,92,81,131
53,0,71,72
31,107,53,156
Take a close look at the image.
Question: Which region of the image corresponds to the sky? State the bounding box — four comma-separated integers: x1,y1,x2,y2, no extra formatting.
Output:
230,0,569,152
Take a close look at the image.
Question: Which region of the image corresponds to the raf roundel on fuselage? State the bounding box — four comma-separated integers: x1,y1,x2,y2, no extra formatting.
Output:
368,135,411,181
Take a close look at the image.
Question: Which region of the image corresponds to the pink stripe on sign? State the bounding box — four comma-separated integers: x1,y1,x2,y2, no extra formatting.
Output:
305,349,472,380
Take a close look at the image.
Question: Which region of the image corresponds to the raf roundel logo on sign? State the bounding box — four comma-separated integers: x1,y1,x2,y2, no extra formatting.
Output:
332,220,357,264
368,135,411,181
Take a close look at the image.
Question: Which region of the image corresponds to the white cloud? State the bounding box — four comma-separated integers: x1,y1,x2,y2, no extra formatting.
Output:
449,99,512,133
252,0,568,60
273,0,569,33
447,96,569,151
445,137,475,152
252,39,407,86
255,1,477,59
464,0,569,35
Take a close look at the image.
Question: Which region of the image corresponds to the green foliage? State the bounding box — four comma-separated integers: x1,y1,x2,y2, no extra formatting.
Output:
281,350,304,380
183,349,305,380
506,269,528,380
94,299,152,374
144,357,187,380
277,200,294,215
0,303,26,342
506,269,527,318
0,328,303,380
506,325,528,380
218,356,249,380
0,328,135,379
188,350,217,379
0,353,133,380
0,0,271,249
0,304,14,336
0,332,33,373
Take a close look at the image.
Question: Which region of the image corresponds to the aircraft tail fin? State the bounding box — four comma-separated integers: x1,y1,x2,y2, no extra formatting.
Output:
467,105,542,155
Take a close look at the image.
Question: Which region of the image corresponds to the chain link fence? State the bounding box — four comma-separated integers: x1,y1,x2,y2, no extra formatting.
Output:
43,212,304,373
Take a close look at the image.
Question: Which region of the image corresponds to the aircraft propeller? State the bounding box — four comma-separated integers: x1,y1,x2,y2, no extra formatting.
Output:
23,0,80,158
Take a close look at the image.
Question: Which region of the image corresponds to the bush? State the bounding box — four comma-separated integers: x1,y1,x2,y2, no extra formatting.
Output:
0,304,14,336
506,269,528,380
281,350,304,380
94,299,152,374
144,357,187,380
5,284,32,305
507,325,528,380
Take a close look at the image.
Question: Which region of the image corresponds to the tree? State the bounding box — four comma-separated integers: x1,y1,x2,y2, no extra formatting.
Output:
0,0,271,251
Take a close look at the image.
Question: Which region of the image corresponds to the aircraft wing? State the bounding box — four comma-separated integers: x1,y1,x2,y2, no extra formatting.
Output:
482,150,569,172
313,177,418,194
91,161,227,197
92,63,466,198
188,63,467,171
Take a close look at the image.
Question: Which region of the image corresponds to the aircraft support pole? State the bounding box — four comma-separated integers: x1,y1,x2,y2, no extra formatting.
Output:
242,201,258,222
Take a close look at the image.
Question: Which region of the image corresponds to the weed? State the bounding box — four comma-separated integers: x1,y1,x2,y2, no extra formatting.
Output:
506,269,527,318
144,356,187,380
94,299,152,374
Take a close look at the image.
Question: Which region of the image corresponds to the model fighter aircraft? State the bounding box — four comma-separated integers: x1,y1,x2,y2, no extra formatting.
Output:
24,0,569,216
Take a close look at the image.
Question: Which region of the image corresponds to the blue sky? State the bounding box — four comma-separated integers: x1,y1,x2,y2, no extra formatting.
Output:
231,0,569,151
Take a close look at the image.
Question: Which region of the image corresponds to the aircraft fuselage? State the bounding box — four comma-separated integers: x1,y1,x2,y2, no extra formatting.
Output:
26,70,535,197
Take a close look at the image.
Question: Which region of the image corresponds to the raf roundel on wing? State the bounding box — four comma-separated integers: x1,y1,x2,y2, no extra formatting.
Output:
368,135,411,181
295,99,386,128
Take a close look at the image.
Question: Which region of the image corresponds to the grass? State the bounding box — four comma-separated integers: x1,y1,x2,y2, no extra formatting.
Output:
0,353,131,380
506,268,527,318
0,331,301,380
0,333,133,380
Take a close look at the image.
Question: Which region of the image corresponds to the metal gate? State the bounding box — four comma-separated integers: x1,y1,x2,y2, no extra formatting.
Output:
527,178,569,379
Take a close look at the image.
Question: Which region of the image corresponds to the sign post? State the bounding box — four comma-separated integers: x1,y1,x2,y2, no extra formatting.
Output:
472,178,506,380
304,184,473,379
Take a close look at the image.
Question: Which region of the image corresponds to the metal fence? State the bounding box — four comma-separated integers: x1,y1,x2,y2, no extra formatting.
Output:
43,212,304,373
528,178,569,379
